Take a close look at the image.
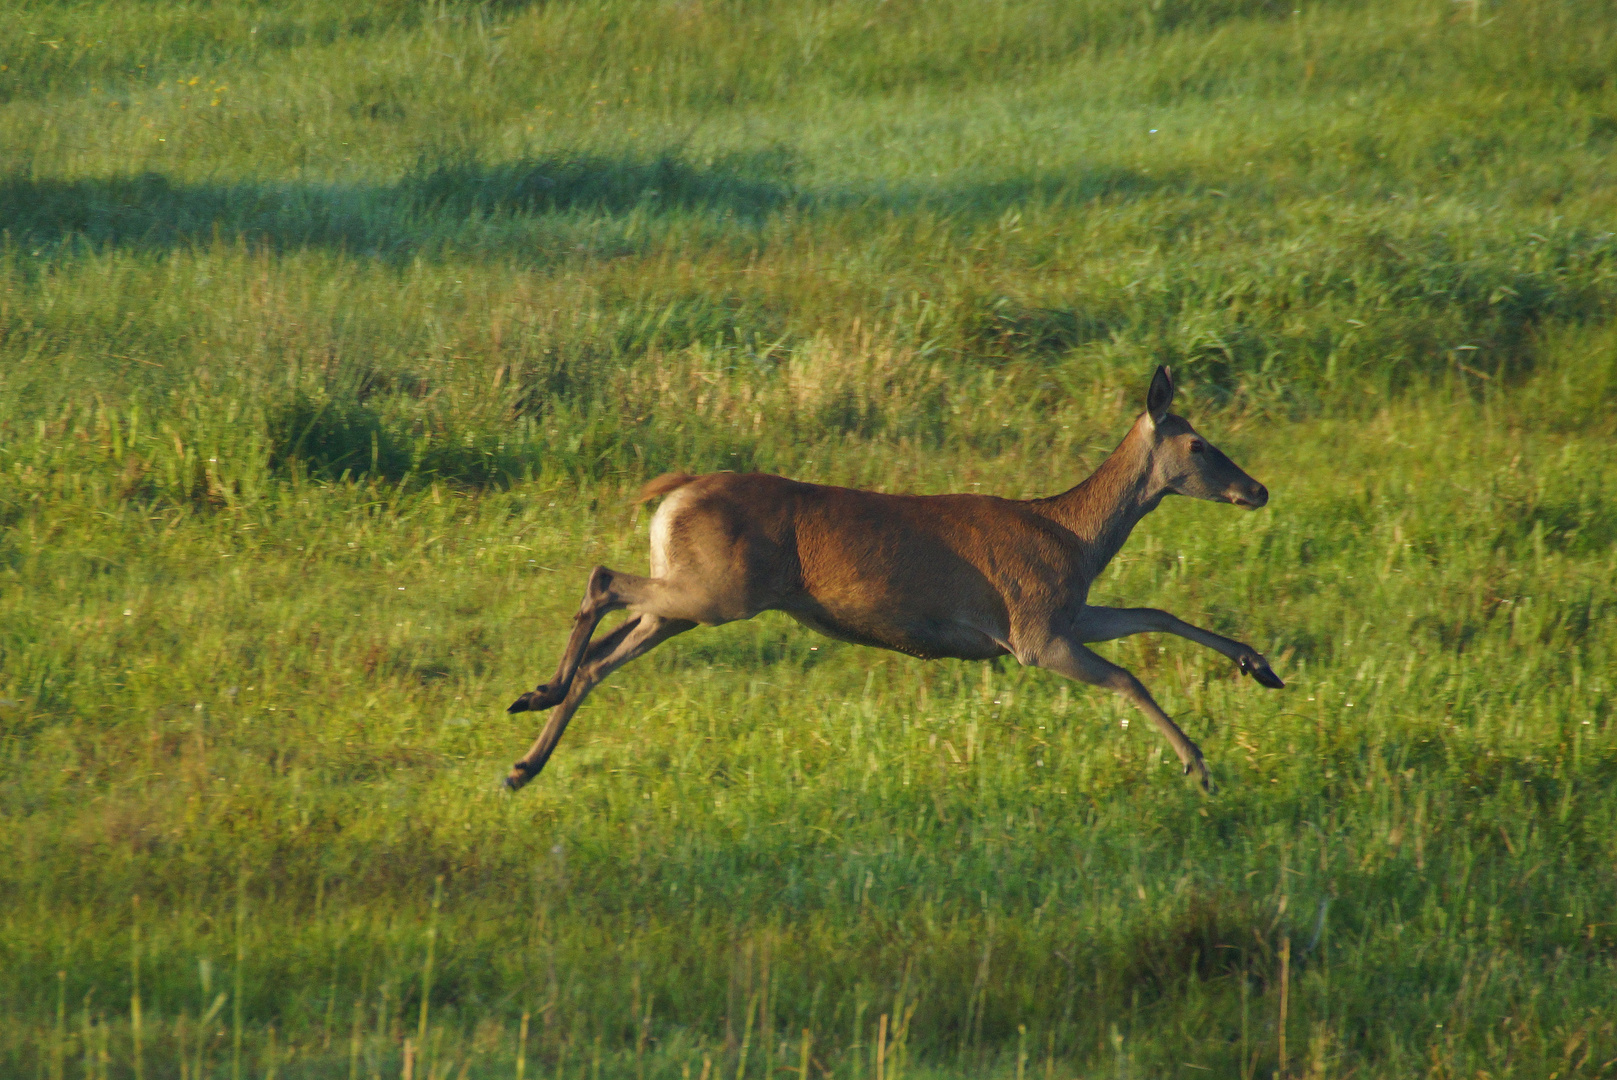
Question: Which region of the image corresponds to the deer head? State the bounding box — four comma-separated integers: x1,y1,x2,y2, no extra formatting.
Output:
1141,366,1269,509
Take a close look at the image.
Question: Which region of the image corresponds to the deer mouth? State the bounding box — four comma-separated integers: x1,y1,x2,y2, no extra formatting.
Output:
1227,484,1269,509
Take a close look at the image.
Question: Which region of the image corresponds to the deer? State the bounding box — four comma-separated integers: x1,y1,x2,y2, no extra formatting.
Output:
502,365,1283,794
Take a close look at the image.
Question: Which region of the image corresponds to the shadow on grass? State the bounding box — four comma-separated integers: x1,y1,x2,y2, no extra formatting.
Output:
0,152,1184,263
0,152,788,260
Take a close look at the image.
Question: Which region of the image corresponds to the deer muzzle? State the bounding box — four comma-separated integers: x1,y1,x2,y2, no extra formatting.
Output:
1228,481,1269,509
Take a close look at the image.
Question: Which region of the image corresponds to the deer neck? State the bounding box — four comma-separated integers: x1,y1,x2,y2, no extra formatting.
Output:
1036,422,1162,581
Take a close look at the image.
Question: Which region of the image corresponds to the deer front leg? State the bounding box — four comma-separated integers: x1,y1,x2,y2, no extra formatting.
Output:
1023,634,1214,793
1072,606,1284,689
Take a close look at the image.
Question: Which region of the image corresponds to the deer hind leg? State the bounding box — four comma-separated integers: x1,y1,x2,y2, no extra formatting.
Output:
505,613,695,791
508,565,671,714
1026,634,1215,793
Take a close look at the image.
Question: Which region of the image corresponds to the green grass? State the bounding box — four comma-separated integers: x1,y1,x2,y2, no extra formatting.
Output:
2,0,1616,1076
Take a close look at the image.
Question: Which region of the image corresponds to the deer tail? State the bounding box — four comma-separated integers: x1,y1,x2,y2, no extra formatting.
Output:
635,472,698,504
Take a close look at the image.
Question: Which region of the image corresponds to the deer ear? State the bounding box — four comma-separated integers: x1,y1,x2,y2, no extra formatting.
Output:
1146,365,1175,423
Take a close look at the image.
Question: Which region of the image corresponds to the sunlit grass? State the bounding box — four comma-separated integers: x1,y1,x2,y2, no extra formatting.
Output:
2,0,1616,1076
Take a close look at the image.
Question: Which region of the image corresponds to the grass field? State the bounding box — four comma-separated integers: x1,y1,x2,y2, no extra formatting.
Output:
3,0,1617,1076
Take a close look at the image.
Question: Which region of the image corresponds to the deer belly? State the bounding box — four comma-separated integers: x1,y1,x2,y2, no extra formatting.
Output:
784,607,1007,661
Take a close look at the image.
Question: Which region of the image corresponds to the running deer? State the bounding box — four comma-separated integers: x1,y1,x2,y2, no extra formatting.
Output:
503,366,1282,793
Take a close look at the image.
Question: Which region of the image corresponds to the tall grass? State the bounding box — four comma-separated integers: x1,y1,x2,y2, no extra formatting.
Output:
2,0,1615,1076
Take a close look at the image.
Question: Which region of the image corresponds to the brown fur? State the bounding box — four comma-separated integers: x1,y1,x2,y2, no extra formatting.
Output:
503,367,1285,794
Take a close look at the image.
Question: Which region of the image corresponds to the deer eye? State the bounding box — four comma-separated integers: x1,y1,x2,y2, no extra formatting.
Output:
1188,439,1205,453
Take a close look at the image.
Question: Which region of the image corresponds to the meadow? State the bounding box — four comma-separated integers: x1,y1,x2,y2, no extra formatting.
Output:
2,0,1616,1076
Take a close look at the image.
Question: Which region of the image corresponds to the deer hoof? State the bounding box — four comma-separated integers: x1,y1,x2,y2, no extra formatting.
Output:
504,761,536,791
507,683,565,714
1238,655,1285,690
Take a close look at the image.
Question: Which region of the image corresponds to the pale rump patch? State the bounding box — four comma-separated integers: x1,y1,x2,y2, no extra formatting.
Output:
647,484,693,578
